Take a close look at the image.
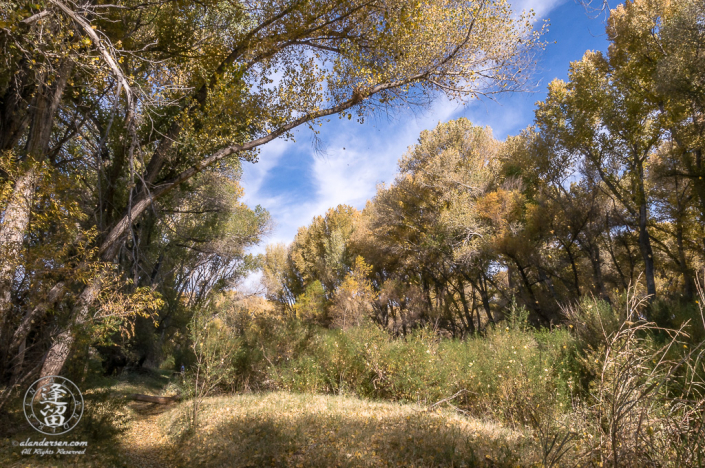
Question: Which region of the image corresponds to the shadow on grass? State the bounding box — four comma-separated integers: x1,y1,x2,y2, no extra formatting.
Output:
0,368,177,468
166,397,526,467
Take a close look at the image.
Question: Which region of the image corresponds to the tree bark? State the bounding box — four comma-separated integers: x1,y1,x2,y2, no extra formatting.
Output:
40,278,101,378
0,60,73,336
39,329,74,378
0,169,37,323
637,201,657,300
633,159,657,301
24,60,74,157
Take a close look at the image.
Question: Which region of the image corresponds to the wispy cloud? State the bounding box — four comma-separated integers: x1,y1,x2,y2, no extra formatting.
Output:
240,138,291,205
239,0,568,261
513,0,567,19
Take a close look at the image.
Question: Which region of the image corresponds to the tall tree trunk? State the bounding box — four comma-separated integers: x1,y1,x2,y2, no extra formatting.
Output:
0,169,37,324
0,61,73,339
635,160,657,300
637,201,657,300
456,279,475,334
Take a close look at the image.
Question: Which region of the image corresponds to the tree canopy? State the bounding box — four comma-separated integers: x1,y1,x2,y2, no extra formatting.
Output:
0,0,544,390
262,0,705,335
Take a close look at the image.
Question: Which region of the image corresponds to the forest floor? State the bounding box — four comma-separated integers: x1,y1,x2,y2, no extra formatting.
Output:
1,370,530,467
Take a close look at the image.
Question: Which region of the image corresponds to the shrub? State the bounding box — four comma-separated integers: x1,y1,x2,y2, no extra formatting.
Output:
264,318,577,431
217,282,705,466
562,296,622,352
566,286,705,467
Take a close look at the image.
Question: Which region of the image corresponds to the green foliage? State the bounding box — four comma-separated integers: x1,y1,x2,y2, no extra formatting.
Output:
185,304,240,429
562,296,622,352
213,288,705,465
650,299,705,342
290,205,361,296
261,243,298,313
224,312,578,431
293,280,329,325
330,256,377,329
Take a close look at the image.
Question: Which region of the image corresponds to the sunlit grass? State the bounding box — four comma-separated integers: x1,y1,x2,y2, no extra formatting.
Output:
158,391,529,467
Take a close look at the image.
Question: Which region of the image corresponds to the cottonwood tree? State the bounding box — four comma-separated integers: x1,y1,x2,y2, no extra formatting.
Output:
289,205,360,297
398,119,500,329
264,0,705,335
128,168,270,365
535,49,663,300
534,0,705,302
0,0,545,379
352,120,502,333
608,0,705,253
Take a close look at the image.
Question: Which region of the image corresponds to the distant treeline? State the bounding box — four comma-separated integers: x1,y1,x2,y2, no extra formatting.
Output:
262,0,705,334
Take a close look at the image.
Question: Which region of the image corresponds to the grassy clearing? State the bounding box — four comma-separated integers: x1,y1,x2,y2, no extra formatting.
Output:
158,391,529,467
1,388,531,468
2,295,703,467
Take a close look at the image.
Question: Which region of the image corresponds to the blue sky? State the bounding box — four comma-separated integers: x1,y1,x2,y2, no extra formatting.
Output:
240,0,612,258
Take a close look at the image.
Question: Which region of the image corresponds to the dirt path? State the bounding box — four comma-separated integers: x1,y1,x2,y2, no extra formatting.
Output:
119,400,176,468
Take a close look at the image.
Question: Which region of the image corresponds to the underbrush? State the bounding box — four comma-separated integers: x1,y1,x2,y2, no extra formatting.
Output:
216,288,705,467
227,303,577,430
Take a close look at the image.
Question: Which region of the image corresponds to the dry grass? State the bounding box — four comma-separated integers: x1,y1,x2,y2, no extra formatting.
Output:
155,391,530,467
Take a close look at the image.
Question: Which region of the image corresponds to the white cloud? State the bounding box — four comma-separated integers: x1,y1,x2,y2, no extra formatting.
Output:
246,96,463,252
240,138,291,206
513,0,567,19
239,0,566,261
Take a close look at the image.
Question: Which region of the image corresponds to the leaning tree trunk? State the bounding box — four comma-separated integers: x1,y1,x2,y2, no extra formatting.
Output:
40,278,101,377
0,62,73,355
7,282,66,381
